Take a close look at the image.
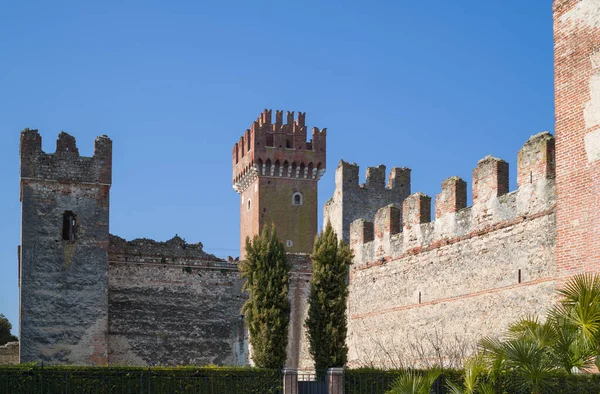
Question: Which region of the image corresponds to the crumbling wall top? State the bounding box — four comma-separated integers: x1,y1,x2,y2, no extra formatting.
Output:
108,234,226,265
20,129,112,185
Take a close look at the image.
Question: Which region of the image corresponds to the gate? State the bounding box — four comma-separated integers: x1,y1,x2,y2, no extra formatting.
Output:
297,370,327,394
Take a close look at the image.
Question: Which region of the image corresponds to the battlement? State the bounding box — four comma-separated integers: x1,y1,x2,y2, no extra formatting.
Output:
333,160,412,191
20,129,112,185
350,132,556,267
232,110,327,193
323,161,412,243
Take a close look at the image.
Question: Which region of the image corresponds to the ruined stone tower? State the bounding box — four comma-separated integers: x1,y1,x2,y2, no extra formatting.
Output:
232,109,326,257
553,0,600,280
19,130,112,364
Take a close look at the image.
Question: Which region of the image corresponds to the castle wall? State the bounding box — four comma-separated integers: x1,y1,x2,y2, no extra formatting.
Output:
286,254,313,370
0,342,19,365
107,236,248,366
345,133,557,368
19,130,112,365
323,162,411,243
554,0,600,280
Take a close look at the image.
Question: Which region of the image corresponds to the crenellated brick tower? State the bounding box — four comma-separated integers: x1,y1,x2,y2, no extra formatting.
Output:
232,109,326,258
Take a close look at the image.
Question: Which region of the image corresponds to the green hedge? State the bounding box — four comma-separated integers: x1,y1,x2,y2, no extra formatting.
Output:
0,365,282,394
344,367,600,394
344,368,462,394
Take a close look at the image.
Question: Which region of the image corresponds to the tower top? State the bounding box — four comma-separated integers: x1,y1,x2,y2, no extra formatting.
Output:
20,129,112,185
232,110,326,193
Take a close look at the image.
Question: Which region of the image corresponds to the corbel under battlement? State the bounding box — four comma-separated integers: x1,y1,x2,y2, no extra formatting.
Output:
349,132,556,268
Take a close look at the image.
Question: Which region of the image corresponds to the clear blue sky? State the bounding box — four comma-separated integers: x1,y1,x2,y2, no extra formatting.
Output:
0,1,554,336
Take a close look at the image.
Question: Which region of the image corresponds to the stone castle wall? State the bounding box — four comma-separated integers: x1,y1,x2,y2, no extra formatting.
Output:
344,132,557,367
0,342,19,365
323,162,411,243
107,235,248,366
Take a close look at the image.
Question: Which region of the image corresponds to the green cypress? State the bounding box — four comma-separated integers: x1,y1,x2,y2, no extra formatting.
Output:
306,221,353,372
240,225,291,369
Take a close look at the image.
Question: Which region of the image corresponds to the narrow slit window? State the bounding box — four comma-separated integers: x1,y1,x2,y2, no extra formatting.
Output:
518,269,522,284
62,211,77,241
418,292,422,304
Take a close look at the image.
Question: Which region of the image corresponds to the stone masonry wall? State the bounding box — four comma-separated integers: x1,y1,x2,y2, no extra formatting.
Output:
19,130,112,365
286,254,313,370
346,132,556,368
0,342,19,365
323,161,411,243
108,235,248,366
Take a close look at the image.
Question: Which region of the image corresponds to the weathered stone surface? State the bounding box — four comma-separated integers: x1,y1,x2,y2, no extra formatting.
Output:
324,162,410,243
108,235,247,366
342,134,557,367
20,130,111,365
0,342,19,365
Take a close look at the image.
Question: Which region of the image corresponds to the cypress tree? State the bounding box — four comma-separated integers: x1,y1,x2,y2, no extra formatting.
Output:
306,221,353,371
240,225,291,369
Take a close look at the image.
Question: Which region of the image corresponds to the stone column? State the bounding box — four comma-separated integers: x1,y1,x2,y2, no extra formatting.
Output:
283,369,298,394
327,367,344,394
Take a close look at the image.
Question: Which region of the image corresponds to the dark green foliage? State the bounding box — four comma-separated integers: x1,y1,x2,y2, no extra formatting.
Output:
240,225,291,369
0,365,282,394
306,221,353,371
344,368,462,394
0,314,17,346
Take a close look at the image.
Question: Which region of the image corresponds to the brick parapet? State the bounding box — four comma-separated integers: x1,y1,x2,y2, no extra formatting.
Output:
350,132,556,267
20,129,112,185
232,110,326,193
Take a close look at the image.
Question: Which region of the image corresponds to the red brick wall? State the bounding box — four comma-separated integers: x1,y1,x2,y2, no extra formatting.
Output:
554,0,600,281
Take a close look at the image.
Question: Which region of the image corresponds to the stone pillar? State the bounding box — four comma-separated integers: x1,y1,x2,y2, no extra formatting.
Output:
283,369,298,394
327,367,344,394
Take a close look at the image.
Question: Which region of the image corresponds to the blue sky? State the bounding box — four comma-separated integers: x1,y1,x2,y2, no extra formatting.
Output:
0,1,553,335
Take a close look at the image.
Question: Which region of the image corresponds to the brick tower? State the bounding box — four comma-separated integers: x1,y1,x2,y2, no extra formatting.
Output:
19,130,112,364
232,110,327,258
553,1,600,280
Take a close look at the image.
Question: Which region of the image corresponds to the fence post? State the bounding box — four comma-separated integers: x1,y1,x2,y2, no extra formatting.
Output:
282,369,298,394
327,368,344,394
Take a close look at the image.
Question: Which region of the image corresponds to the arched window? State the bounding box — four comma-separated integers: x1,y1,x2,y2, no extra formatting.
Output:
274,160,281,177
292,192,303,206
291,162,297,178
286,139,292,149
265,159,272,176
282,161,289,177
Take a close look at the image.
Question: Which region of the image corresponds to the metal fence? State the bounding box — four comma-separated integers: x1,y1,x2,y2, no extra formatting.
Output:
0,367,283,394
297,370,327,394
